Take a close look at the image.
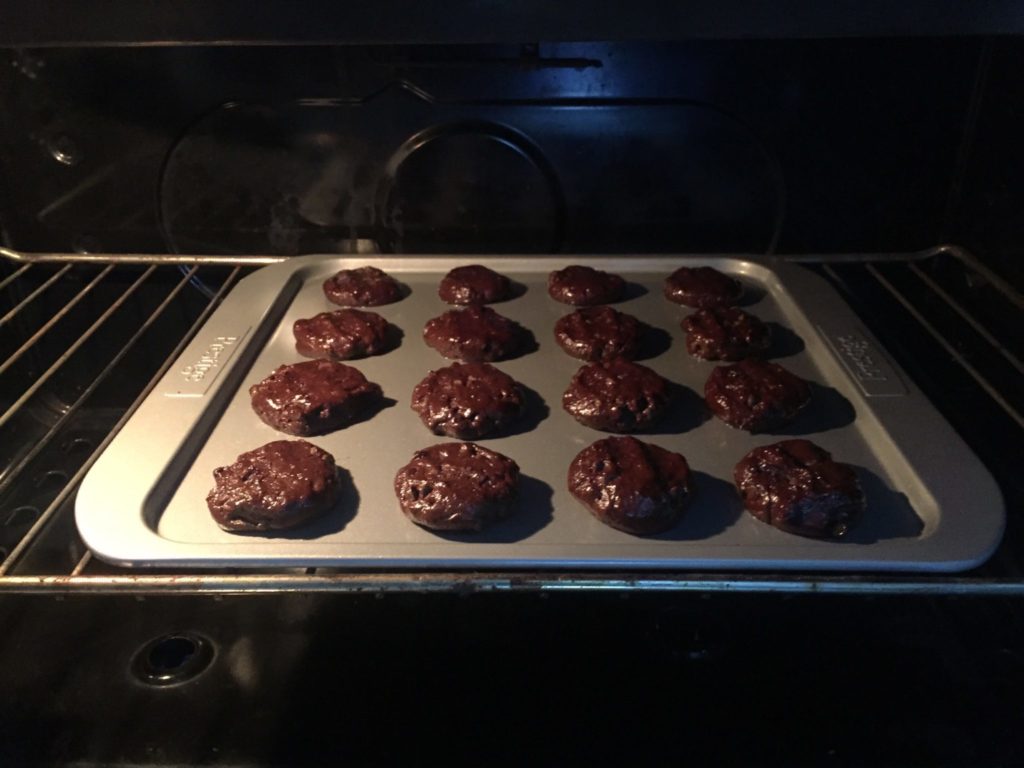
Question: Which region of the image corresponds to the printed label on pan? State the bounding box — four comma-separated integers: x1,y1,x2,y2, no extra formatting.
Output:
164,328,250,397
818,325,907,397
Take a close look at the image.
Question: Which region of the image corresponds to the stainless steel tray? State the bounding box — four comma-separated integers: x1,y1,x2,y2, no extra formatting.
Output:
75,255,1005,571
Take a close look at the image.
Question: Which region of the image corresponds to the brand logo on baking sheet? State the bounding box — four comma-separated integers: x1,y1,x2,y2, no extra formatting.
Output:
180,336,239,382
833,334,888,382
819,326,907,397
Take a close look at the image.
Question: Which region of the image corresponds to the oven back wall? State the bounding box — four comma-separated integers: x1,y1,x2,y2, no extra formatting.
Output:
0,39,1000,262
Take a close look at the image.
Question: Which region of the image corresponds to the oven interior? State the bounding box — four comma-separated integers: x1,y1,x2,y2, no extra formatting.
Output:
1,31,1023,765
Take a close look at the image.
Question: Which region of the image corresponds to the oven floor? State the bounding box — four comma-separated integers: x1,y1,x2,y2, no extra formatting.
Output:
1,593,1021,766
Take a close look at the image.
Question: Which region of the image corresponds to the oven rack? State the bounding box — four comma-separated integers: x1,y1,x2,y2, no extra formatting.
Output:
0,244,1019,595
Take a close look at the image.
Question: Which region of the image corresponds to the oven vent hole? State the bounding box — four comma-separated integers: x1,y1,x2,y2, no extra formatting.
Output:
37,470,69,490
132,633,214,686
5,506,39,527
64,438,94,455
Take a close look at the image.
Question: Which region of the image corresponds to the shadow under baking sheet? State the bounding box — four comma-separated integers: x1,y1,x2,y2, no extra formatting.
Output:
428,474,554,544
649,472,744,541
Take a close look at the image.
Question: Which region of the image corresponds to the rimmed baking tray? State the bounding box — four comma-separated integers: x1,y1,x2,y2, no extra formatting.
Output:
75,256,1005,571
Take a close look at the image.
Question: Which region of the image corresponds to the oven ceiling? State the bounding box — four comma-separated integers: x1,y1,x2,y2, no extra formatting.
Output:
4,0,1024,47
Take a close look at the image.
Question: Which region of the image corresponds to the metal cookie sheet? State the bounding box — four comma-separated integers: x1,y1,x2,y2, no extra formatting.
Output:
75,256,1005,572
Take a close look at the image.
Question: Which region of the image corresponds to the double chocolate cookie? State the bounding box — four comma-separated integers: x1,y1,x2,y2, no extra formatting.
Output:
554,306,642,362
423,305,528,362
704,359,810,432
293,308,394,360
249,360,383,436
682,307,770,361
568,436,694,536
323,266,403,307
438,264,512,305
734,439,865,538
394,442,520,532
206,440,340,533
563,359,670,432
411,362,526,439
548,265,625,306
664,266,742,308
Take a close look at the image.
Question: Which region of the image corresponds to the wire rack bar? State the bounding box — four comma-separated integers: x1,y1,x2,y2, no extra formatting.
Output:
864,263,1024,430
0,267,243,576
0,267,199,500
0,266,156,431
0,263,73,327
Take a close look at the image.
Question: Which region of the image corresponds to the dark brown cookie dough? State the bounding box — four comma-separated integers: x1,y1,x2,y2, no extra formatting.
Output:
438,264,512,305
563,359,670,433
323,266,403,307
664,266,742,308
411,362,526,439
423,305,527,362
554,306,643,362
682,307,770,361
394,442,520,532
734,439,865,538
704,359,810,433
293,308,393,360
206,440,340,533
568,436,694,536
249,359,383,436
548,265,625,306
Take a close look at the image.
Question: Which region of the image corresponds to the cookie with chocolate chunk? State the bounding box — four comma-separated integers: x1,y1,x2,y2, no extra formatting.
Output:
411,362,526,439
563,359,670,433
394,442,520,531
206,440,340,533
734,439,865,538
423,305,528,362
438,264,512,305
249,360,383,436
554,306,642,362
323,266,403,307
682,307,770,361
548,265,625,306
704,359,810,432
664,266,742,308
568,436,694,535
293,308,394,360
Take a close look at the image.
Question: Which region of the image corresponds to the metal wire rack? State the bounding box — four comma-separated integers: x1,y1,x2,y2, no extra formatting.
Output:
0,244,1019,595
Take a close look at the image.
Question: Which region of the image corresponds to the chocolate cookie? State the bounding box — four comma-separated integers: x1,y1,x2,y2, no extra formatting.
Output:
438,264,512,305
682,307,770,361
423,305,527,362
249,359,383,436
554,306,643,362
206,440,340,533
563,359,670,432
568,436,694,535
411,362,527,440
734,439,865,538
664,266,742,308
704,359,810,433
548,265,625,306
293,308,393,360
323,266,403,307
394,442,520,531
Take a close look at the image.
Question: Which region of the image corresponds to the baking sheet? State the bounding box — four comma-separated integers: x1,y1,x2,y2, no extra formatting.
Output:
75,256,1005,571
